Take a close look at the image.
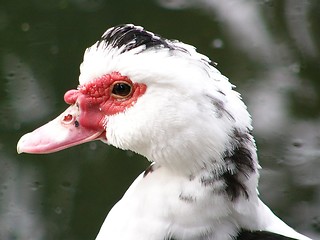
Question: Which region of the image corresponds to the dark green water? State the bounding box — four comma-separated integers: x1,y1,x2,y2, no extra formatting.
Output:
0,0,319,239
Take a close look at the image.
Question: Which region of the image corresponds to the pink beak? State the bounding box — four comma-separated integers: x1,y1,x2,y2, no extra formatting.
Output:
17,104,105,154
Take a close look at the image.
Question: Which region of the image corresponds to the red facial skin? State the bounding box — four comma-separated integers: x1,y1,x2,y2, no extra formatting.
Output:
16,72,147,154
64,72,147,131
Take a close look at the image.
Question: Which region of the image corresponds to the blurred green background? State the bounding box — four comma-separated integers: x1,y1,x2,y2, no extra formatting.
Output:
0,0,319,239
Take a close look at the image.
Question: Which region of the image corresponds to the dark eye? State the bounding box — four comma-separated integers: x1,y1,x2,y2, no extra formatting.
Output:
111,82,132,98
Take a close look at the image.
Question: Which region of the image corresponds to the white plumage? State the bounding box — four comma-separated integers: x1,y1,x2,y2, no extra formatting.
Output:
17,24,312,240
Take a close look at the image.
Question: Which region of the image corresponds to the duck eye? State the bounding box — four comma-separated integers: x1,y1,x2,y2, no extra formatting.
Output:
111,82,132,98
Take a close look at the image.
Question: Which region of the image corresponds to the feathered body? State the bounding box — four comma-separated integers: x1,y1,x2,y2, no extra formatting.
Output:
17,25,311,240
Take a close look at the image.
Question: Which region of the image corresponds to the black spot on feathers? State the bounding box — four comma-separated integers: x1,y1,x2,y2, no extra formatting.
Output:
200,128,256,201
222,128,255,200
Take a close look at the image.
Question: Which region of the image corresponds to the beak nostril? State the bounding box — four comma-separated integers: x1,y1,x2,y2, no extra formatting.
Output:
63,114,74,124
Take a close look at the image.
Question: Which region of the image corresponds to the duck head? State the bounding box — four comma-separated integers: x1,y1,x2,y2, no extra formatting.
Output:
17,24,255,175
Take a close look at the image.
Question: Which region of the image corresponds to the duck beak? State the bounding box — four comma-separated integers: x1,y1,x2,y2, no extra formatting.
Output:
17,104,105,154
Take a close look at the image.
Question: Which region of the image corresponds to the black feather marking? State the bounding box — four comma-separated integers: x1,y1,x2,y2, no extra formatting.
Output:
200,128,255,200
166,230,298,240
236,229,298,240
206,94,235,120
218,89,226,96
222,170,249,200
179,192,196,203
143,164,155,178
189,174,195,181
97,24,174,54
222,128,255,200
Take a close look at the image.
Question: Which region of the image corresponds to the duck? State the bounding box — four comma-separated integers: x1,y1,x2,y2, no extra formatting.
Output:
17,24,312,240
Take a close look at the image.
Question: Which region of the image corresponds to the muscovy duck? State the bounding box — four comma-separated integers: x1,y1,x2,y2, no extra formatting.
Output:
17,24,312,240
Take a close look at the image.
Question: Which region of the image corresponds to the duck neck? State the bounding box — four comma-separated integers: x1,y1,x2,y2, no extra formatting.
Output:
151,127,260,201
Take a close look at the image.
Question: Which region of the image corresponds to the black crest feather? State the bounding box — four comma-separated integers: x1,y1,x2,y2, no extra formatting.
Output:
97,24,173,53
